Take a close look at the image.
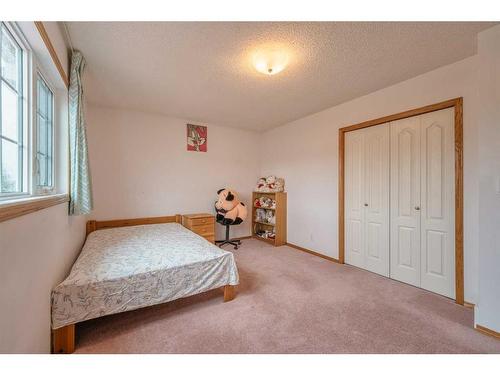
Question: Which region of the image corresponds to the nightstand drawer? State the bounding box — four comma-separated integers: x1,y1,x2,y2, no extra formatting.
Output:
190,216,215,226
192,223,214,236
182,214,216,244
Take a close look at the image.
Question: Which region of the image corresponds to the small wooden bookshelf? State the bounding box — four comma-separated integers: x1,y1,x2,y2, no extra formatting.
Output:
252,191,287,246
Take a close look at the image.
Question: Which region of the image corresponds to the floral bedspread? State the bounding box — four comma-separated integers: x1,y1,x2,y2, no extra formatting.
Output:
51,223,239,329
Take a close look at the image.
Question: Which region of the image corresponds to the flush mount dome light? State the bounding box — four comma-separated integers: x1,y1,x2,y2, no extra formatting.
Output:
253,49,289,75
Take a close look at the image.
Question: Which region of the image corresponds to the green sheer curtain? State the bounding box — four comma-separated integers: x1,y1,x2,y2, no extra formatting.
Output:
68,51,93,215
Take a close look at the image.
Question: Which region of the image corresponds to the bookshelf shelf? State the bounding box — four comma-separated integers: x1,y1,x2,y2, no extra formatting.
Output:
253,220,275,227
252,191,287,246
253,206,275,211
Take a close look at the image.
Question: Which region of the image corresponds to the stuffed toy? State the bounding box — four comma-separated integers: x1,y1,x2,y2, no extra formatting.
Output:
256,208,266,222
265,197,275,209
215,188,248,225
254,197,262,207
267,175,284,192
254,196,275,208
254,175,285,193
266,175,277,191
265,210,275,225
255,227,275,239
256,178,267,191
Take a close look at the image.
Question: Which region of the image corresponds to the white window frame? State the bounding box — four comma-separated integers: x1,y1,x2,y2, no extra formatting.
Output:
0,21,30,199
34,70,56,195
0,21,58,201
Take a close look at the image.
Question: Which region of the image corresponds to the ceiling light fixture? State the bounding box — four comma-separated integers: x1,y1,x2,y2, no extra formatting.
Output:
253,49,289,76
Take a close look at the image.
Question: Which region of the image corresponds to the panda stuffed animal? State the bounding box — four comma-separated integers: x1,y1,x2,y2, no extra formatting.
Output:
215,188,248,225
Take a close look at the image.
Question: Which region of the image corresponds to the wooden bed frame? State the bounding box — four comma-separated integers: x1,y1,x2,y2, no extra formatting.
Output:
52,214,236,354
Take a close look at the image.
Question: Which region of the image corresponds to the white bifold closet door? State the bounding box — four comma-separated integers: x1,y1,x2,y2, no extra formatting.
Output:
389,115,421,286
344,107,455,299
390,107,455,298
345,123,390,277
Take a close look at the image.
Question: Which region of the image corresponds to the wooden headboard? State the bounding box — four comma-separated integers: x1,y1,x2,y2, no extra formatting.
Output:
86,214,182,236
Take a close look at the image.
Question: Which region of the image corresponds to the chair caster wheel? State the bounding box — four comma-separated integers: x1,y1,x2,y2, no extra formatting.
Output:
234,246,238,250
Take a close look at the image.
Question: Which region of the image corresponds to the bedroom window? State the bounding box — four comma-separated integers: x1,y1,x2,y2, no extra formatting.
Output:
0,22,27,198
0,22,59,202
35,74,54,190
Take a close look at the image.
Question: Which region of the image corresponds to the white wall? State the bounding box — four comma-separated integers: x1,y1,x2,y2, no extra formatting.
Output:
261,56,480,303
0,23,86,354
0,206,86,353
41,22,70,79
86,105,261,240
475,25,500,332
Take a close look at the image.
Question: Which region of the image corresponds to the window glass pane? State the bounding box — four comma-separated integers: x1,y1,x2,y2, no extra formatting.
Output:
37,114,47,155
36,75,54,188
47,157,52,187
37,153,47,186
38,79,48,118
47,92,53,123
1,139,19,192
1,81,19,141
0,23,25,198
1,26,20,90
47,121,53,187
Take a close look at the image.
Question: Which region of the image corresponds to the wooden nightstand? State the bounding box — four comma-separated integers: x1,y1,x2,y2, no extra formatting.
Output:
182,213,215,244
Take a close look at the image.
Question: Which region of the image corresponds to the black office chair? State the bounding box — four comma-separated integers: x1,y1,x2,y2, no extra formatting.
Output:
215,221,242,250
214,204,243,250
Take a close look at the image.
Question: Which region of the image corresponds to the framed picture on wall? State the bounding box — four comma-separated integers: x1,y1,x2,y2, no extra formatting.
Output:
187,124,207,152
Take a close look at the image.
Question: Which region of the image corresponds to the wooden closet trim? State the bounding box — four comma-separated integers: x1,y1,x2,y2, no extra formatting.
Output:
338,97,464,305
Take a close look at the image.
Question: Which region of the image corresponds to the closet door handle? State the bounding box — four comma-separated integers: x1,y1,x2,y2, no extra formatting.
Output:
364,203,368,207
415,206,420,211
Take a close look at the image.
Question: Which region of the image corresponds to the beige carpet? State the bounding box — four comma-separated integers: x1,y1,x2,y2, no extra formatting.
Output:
75,239,500,353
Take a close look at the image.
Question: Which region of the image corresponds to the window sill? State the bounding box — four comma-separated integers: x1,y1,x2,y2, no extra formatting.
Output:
0,193,69,223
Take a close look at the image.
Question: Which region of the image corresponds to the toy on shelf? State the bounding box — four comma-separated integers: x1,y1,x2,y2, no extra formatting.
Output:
254,227,276,239
255,208,267,223
265,210,275,225
254,175,285,193
254,208,276,225
254,196,276,209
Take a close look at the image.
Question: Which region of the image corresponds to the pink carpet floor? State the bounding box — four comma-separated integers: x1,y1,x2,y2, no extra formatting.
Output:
74,239,500,353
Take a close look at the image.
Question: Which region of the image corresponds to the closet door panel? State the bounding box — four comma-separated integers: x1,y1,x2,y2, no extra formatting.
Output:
345,130,366,268
420,108,455,298
363,123,390,276
390,116,421,287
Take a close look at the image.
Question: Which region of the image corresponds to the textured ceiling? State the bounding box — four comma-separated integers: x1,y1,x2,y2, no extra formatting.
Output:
67,22,495,131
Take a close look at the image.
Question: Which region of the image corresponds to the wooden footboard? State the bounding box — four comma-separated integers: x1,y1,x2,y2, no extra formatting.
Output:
52,324,75,354
224,285,236,302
